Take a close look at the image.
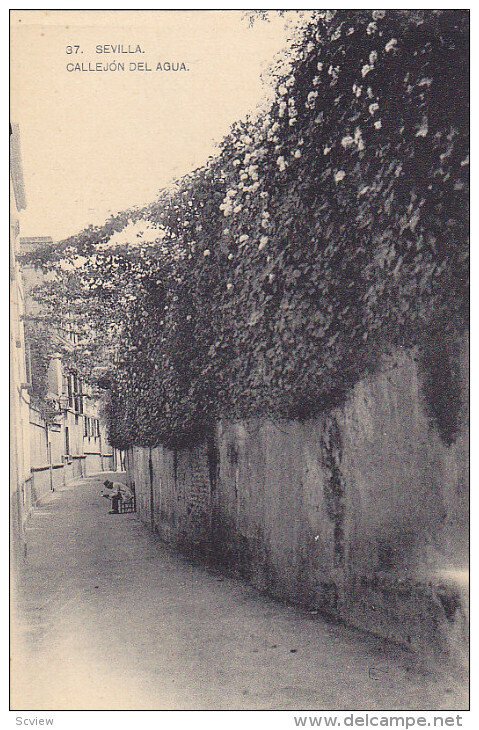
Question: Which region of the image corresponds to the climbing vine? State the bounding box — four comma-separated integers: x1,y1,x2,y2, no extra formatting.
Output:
22,10,469,449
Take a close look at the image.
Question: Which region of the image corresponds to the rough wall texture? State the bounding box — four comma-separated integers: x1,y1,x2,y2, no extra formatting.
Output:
129,340,468,661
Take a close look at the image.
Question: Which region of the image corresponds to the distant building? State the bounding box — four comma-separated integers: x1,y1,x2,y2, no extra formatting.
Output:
10,125,119,563
20,236,118,501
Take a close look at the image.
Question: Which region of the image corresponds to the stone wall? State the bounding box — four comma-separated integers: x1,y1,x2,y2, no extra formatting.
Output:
129,339,468,661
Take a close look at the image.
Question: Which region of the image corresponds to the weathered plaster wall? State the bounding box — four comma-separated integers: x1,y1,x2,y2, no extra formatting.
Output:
130,341,468,659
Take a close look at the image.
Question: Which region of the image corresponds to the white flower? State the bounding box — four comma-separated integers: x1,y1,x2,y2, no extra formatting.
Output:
361,64,372,77
276,156,287,171
223,228,230,235
228,253,234,260
278,101,287,117
385,38,397,53
323,146,331,155
307,90,318,108
317,62,324,72
358,186,369,196
226,282,233,290
354,127,365,151
369,102,379,115
239,234,249,244
278,84,288,96
203,249,210,257
374,120,382,130
352,83,362,97
341,135,354,149
233,159,241,166
367,22,377,35
289,118,297,126
369,51,378,65
234,205,242,213
258,236,269,251
328,65,340,82
415,116,428,137
334,170,346,183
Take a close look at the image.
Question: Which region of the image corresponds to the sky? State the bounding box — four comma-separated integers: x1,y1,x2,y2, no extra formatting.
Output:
11,10,292,242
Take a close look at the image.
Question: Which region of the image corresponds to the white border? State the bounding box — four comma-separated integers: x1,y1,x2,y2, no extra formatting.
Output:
4,4,473,728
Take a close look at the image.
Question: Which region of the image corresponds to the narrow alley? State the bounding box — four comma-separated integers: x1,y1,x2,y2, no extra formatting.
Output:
11,476,467,711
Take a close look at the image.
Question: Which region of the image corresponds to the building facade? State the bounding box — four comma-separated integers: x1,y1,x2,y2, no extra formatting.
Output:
10,124,30,560
20,236,118,505
10,125,120,562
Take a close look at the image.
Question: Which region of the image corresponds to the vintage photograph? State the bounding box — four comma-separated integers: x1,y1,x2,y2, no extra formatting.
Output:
10,9,469,712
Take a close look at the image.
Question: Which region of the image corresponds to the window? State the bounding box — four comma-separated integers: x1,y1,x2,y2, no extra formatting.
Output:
73,374,79,412
77,380,84,414
67,375,74,409
65,426,70,456
24,342,32,385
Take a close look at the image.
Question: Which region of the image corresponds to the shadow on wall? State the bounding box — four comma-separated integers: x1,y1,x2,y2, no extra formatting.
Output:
129,336,468,663
418,324,465,447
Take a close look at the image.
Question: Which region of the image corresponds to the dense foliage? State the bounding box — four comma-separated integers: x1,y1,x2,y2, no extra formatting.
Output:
23,10,469,449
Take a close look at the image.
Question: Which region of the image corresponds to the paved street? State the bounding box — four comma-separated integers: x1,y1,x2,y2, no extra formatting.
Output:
11,476,467,711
